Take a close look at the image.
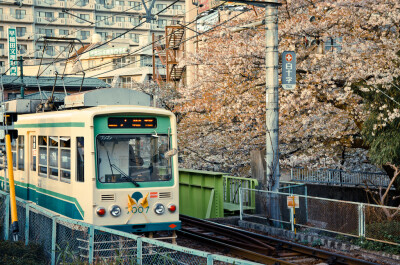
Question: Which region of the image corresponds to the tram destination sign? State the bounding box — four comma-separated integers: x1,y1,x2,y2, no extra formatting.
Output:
8,28,18,76
282,51,296,90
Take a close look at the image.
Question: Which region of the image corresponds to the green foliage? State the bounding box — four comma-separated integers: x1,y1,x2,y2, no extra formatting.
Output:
353,77,400,166
311,239,322,247
0,240,45,265
350,221,400,254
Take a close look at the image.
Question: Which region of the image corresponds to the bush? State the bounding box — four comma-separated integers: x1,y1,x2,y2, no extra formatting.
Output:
0,240,46,265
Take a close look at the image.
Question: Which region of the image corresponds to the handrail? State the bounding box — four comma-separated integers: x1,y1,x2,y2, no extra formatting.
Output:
223,175,258,212
291,167,390,188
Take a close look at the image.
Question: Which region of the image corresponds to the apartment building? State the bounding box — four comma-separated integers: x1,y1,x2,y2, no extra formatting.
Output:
0,0,185,73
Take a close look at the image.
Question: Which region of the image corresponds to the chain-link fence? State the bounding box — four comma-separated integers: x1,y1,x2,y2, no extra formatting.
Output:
240,188,400,246
0,190,261,265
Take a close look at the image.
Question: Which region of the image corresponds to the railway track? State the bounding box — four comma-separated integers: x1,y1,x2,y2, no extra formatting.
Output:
178,215,378,265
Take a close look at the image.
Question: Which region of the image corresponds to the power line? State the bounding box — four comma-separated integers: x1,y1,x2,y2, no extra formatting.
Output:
62,5,251,83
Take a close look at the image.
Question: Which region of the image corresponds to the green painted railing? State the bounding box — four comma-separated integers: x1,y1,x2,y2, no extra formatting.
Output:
223,175,258,213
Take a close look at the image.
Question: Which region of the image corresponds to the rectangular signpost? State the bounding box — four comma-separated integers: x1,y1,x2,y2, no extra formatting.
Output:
282,51,296,90
8,28,18,76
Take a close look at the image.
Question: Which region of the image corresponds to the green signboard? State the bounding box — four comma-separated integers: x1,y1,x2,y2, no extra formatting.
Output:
89,47,129,57
8,28,18,76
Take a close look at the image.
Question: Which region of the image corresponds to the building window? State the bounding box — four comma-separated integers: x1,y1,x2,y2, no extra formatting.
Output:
98,31,108,40
17,44,27,55
130,33,139,43
325,37,342,52
156,4,166,12
157,19,167,28
78,13,90,23
172,4,182,10
80,31,90,40
129,1,141,10
76,137,84,182
13,9,26,19
39,28,54,37
59,29,69,36
130,16,139,26
16,27,26,37
116,0,124,6
116,16,125,22
59,12,68,18
140,55,152,67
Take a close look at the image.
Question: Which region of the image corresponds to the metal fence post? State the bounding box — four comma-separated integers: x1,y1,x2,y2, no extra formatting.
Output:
305,185,308,223
207,254,214,265
5,194,9,240
239,188,243,220
88,225,95,264
358,203,365,238
136,237,142,265
290,207,294,232
25,203,30,246
51,216,58,265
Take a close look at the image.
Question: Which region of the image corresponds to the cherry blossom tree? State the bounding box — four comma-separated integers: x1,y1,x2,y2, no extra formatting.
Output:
171,0,400,176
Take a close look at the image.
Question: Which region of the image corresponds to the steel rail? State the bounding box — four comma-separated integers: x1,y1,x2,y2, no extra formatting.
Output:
178,230,296,265
180,215,378,265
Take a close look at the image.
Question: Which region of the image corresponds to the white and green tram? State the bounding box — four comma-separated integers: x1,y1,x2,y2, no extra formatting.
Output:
0,88,180,233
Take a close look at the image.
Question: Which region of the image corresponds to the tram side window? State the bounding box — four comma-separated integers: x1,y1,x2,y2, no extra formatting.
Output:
18,135,24,171
38,136,48,177
11,138,16,169
60,137,71,183
49,136,59,179
76,137,84,182
31,135,36,171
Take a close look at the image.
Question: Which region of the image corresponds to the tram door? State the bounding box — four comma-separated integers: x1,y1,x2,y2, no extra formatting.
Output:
28,132,38,203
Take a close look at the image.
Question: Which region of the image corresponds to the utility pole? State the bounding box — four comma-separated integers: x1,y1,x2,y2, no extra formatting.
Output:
265,1,280,192
13,56,24,99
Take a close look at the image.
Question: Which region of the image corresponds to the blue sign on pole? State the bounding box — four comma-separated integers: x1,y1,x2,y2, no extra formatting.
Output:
8,28,18,76
282,51,296,90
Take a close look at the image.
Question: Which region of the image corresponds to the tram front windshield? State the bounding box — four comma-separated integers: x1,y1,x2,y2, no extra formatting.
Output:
97,134,172,184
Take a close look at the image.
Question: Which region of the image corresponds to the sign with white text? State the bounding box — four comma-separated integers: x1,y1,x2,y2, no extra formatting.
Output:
282,51,296,90
8,28,18,76
287,195,299,209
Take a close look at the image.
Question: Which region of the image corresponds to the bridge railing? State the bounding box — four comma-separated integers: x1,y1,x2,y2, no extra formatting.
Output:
0,190,261,265
291,167,390,188
223,175,258,213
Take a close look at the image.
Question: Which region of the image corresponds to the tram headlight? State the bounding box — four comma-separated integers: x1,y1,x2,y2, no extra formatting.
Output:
96,207,106,217
109,205,122,217
154,203,165,215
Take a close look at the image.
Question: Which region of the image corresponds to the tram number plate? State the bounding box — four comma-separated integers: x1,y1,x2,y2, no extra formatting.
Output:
128,206,149,214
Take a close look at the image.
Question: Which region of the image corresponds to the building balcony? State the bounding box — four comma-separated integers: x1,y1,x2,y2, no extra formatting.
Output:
35,17,92,27
0,50,6,57
95,3,127,12
35,51,56,58
4,14,34,23
96,21,132,29
66,0,95,10
16,31,34,40
34,0,66,8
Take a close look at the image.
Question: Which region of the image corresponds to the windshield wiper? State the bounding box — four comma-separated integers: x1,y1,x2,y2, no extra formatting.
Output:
105,148,139,187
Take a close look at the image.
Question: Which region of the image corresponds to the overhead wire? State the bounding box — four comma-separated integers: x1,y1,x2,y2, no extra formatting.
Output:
59,4,253,86
64,4,292,80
